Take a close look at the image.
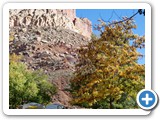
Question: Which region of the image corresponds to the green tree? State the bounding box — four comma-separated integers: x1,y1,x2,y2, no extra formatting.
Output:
9,54,57,108
70,19,145,109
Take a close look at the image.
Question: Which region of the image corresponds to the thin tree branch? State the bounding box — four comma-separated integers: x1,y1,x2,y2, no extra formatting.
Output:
107,10,139,26
113,10,122,21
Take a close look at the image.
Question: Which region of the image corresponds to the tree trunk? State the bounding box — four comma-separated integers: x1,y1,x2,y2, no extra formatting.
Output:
109,97,114,109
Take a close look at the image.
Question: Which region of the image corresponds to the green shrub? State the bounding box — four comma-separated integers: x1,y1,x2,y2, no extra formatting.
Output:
9,54,57,108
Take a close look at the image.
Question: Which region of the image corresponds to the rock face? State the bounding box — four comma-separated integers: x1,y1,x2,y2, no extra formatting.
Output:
9,9,92,108
10,26,89,72
9,25,90,107
9,9,92,39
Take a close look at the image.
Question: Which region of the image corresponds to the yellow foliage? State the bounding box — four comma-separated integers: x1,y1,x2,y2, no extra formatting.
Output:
71,19,145,109
9,32,15,41
93,91,98,97
10,53,22,62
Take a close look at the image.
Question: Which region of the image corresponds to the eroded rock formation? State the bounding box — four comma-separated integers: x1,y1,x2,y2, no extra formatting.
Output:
9,9,92,108
9,9,92,39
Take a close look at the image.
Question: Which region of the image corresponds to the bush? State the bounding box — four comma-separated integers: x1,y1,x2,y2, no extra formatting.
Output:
9,54,57,108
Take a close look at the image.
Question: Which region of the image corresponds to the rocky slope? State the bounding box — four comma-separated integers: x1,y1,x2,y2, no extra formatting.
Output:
9,9,92,108
10,25,91,107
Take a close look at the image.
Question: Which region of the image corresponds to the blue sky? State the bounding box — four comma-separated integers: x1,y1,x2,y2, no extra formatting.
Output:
76,9,145,64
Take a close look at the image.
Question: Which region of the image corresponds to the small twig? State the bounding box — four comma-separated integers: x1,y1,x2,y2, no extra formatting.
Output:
107,10,114,23
107,10,139,26
113,10,122,21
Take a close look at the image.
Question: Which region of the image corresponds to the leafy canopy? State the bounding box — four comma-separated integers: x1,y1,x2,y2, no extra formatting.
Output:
9,54,57,108
70,19,145,109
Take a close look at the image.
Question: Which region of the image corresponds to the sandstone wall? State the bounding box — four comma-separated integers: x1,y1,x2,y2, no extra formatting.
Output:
75,18,92,40
9,9,92,39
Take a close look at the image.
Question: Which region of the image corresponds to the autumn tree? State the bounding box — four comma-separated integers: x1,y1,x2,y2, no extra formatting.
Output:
70,18,145,109
9,54,57,108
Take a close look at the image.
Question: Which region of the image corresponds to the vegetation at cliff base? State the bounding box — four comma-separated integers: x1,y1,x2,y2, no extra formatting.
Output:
70,19,145,109
9,54,57,109
9,9,145,109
